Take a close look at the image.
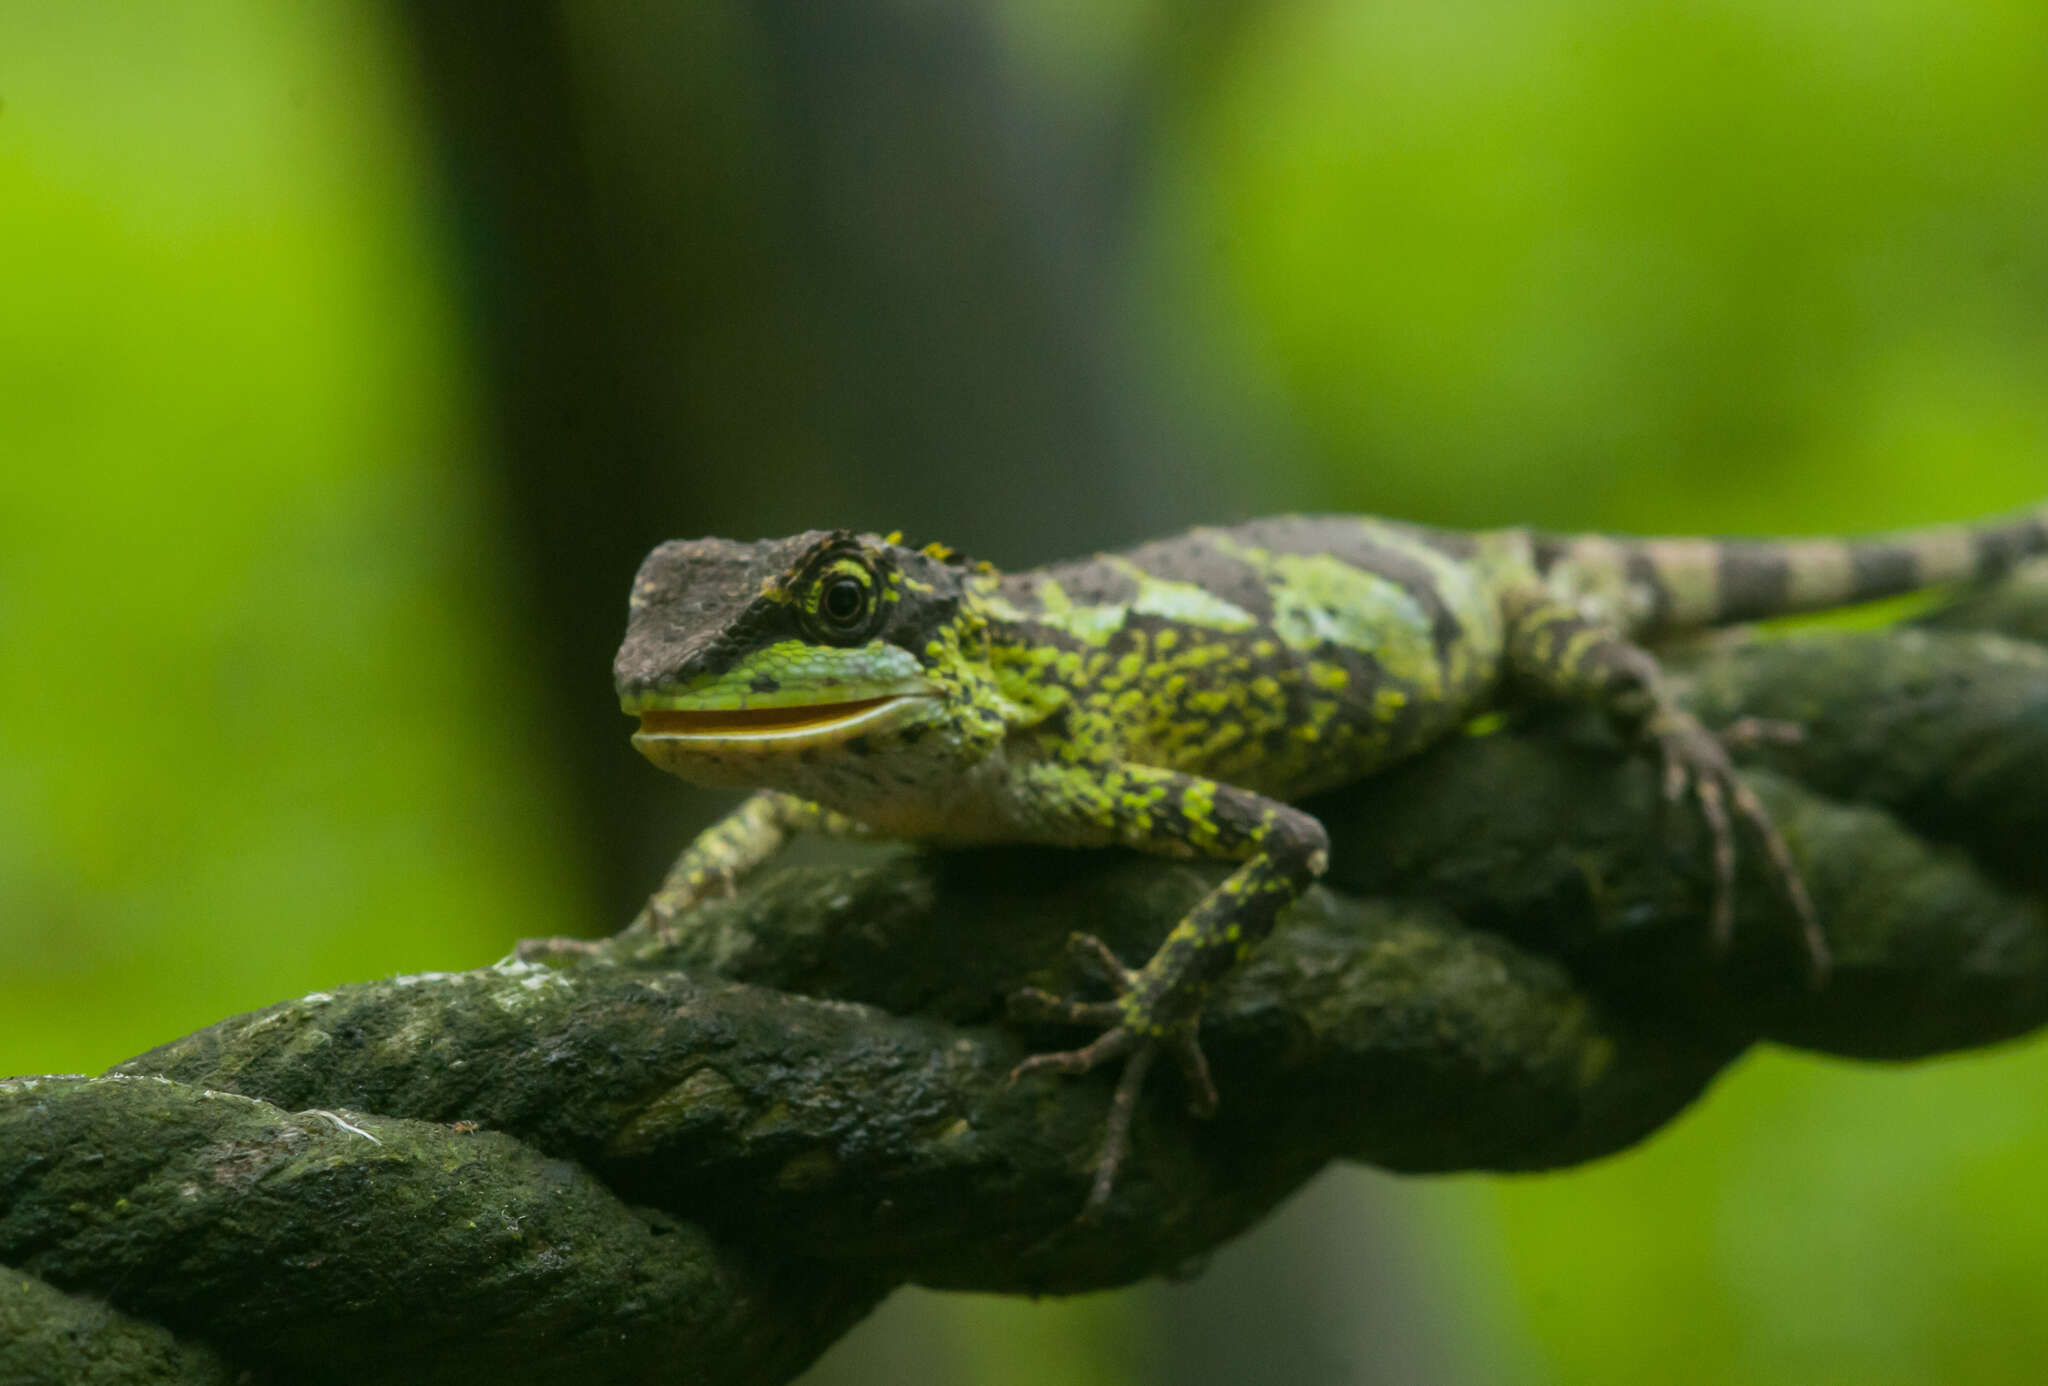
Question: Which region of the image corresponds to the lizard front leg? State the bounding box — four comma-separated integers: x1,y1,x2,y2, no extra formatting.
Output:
1004,762,1329,1215
515,790,872,961
1500,584,1828,977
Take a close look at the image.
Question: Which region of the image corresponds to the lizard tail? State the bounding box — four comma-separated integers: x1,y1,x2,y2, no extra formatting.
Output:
1530,499,2048,635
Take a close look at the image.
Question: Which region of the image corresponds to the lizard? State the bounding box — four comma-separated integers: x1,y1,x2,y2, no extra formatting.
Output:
549,503,2048,1213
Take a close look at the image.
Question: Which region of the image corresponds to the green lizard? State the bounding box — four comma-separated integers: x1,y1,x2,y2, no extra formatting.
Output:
560,504,2048,1211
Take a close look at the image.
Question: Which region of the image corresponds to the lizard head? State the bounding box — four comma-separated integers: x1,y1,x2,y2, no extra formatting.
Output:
613,530,1007,797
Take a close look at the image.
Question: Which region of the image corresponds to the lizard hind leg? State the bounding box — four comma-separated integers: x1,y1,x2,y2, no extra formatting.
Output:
1501,585,1829,982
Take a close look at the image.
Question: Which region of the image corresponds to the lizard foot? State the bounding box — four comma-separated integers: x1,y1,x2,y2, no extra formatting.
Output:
510,934,610,965
1007,932,1219,1217
1649,706,1829,982
516,875,722,965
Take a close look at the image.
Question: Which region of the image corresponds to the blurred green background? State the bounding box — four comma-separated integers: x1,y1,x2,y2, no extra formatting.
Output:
3,2,2044,1382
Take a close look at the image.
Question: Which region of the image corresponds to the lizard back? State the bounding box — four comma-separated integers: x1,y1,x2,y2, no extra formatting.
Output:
984,515,1513,801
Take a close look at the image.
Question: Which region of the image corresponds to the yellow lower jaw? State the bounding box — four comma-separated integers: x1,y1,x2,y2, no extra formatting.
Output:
635,694,901,737
631,693,923,755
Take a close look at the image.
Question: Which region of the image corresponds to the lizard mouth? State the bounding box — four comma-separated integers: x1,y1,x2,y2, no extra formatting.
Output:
633,694,921,744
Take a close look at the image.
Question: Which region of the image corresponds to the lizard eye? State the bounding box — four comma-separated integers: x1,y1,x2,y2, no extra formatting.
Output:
808,560,878,642
822,577,866,626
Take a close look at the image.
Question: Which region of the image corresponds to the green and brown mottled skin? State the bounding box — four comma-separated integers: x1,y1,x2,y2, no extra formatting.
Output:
545,503,2048,1212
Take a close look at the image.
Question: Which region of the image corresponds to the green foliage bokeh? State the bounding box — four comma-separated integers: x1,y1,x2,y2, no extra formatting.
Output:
0,4,587,1071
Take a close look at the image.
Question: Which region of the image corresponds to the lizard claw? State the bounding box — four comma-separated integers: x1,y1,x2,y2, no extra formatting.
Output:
1651,706,1829,983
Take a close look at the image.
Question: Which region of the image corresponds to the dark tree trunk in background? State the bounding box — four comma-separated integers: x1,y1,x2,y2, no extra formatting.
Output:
392,5,665,924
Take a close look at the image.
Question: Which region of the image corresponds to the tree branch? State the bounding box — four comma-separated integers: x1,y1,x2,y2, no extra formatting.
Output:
7,567,2046,1384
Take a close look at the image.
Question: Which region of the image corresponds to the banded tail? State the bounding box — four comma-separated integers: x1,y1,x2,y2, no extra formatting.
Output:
1531,500,2048,636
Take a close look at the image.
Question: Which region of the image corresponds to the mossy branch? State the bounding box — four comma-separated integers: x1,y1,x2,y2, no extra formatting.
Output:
6,566,2047,1385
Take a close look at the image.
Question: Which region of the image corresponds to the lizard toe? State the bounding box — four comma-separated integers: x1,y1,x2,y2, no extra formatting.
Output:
1007,987,1124,1029
1082,1042,1158,1219
1065,932,1141,993
1007,1023,1137,1085
1169,1030,1219,1118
